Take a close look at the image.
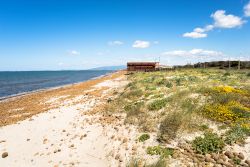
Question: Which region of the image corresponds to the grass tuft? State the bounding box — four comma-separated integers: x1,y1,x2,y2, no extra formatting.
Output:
139,134,150,142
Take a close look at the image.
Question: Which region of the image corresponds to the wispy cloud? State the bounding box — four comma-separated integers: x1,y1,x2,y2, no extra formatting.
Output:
108,40,124,46
212,10,245,28
244,1,250,17
67,50,80,56
183,31,208,38
132,40,150,48
162,49,224,58
183,25,213,38
183,7,247,39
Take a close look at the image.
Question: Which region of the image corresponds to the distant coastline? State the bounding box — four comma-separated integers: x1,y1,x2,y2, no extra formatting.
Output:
0,70,115,101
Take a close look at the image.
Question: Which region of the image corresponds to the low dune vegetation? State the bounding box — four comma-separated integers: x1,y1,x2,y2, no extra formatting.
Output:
104,69,250,166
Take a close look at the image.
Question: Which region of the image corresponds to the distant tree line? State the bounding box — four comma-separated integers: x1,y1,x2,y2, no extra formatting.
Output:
174,61,250,69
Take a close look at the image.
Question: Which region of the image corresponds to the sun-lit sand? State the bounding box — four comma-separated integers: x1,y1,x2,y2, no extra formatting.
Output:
0,71,143,167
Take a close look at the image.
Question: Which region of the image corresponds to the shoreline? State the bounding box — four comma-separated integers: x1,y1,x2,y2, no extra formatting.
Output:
0,71,116,103
0,69,249,167
0,70,126,127
0,70,130,167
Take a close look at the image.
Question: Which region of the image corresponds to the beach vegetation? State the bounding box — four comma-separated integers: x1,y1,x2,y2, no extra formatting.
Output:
192,132,225,154
224,124,250,145
146,146,173,158
138,133,150,142
158,112,183,141
148,98,168,111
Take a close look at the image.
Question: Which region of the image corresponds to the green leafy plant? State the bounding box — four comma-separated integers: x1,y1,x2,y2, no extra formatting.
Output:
139,134,150,142
232,157,241,165
165,81,173,88
148,98,168,111
192,132,225,154
199,124,209,131
147,146,173,158
224,124,250,145
224,72,231,76
175,78,182,86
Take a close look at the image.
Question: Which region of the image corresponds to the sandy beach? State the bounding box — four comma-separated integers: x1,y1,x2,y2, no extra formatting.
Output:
0,71,141,167
1,70,250,167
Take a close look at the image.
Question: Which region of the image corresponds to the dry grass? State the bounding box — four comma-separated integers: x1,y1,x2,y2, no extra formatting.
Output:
104,69,250,141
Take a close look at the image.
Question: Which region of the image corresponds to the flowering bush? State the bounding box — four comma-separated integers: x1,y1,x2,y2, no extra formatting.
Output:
212,86,246,95
202,101,250,128
200,85,250,130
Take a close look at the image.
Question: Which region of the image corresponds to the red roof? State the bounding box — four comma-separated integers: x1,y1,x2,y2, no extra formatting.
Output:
127,62,159,66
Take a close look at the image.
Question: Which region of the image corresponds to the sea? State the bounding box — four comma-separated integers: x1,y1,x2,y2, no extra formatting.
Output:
0,70,113,99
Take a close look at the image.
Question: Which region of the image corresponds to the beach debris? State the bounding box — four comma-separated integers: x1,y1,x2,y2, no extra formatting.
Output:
245,160,250,166
122,138,128,143
238,152,244,160
43,138,48,144
224,151,234,159
80,134,87,140
0,140,6,143
115,153,121,160
2,152,8,158
53,148,61,154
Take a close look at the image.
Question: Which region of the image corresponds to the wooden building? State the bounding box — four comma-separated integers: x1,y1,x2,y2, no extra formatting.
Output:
127,62,159,72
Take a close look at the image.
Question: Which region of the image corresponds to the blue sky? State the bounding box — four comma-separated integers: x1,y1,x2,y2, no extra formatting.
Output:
0,0,250,70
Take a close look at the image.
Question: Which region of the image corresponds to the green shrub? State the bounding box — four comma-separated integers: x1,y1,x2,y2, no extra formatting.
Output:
192,132,225,154
199,124,209,131
224,125,250,145
148,98,168,111
188,76,198,82
152,94,164,99
218,124,227,130
165,82,173,88
247,72,250,77
230,106,250,118
146,86,157,91
124,89,143,99
156,78,167,86
232,158,241,165
147,146,173,158
180,98,197,112
224,72,231,76
158,112,183,141
125,101,144,117
139,134,150,142
175,78,182,86
146,158,167,167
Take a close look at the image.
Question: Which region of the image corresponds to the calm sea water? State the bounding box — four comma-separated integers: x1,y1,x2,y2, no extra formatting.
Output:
0,70,113,99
